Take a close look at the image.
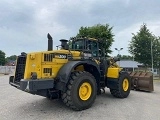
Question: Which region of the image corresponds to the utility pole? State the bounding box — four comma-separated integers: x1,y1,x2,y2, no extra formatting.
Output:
115,48,123,67
133,56,135,71
151,40,153,73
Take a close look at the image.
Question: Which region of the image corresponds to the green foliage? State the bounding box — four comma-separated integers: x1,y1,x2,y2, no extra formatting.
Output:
120,55,133,60
76,24,114,56
153,37,160,68
5,55,17,63
0,50,6,65
129,24,160,67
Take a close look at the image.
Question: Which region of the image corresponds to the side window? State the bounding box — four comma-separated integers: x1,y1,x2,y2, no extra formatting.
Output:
86,40,98,57
86,40,92,50
72,40,84,50
92,42,98,57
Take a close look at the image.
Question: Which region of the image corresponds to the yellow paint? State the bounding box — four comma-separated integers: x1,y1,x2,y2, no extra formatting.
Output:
87,38,98,41
123,79,129,91
23,49,82,80
79,82,92,101
24,53,42,79
30,54,36,60
107,68,121,78
75,65,84,71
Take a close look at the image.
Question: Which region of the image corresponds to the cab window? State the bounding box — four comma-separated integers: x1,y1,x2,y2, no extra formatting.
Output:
71,40,84,50
86,40,98,57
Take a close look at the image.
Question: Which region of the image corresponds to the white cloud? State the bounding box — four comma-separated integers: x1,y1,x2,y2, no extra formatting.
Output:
0,0,160,57
111,20,160,56
147,21,160,36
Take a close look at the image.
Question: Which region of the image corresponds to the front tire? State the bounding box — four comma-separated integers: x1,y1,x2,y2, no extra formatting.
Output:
61,71,97,111
110,72,131,98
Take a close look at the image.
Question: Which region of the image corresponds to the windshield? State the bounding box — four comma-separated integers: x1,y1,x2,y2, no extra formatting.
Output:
70,40,84,50
69,39,99,57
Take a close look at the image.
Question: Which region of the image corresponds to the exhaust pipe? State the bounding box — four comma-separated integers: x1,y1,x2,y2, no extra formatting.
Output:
47,33,53,51
60,39,68,50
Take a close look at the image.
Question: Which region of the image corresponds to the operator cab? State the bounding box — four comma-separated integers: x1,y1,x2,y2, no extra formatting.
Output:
70,38,100,58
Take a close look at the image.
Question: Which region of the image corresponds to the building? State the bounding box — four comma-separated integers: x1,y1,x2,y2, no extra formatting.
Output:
117,60,158,75
5,60,16,66
117,60,141,72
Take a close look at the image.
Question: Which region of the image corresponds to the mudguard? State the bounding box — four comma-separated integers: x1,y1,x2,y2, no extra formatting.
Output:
55,60,100,91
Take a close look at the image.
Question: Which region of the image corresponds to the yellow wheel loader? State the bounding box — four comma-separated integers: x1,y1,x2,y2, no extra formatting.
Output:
9,33,131,111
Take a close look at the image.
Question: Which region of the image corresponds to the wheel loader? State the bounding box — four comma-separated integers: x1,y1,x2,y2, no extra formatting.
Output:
9,33,131,111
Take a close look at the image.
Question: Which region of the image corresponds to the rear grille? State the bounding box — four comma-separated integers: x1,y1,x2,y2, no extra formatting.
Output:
44,53,54,62
43,68,52,75
14,56,26,84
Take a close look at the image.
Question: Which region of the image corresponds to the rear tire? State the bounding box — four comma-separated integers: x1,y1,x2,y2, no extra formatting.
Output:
61,71,97,111
110,72,131,98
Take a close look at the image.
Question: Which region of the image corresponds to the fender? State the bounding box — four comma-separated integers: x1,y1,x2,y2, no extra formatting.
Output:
55,60,100,91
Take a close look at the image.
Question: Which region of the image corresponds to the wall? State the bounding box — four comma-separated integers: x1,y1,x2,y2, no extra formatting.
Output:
0,66,16,74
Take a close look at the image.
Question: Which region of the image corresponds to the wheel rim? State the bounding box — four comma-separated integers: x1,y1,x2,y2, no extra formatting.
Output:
123,79,129,91
79,82,92,101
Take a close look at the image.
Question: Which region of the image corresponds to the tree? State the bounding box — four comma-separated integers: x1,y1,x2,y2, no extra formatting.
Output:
153,37,160,68
0,50,5,65
5,55,17,63
128,23,160,68
120,55,133,60
76,24,114,56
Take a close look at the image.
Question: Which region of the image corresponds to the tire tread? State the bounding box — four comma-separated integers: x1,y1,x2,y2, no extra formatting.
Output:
61,71,96,111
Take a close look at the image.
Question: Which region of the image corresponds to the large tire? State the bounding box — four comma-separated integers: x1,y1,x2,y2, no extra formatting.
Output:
61,71,97,111
110,72,131,98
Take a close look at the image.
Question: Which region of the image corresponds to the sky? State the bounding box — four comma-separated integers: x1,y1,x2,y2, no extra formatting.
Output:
0,0,160,57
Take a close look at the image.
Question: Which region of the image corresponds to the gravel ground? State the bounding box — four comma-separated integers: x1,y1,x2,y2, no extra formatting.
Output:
0,74,4,76
0,75,160,120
